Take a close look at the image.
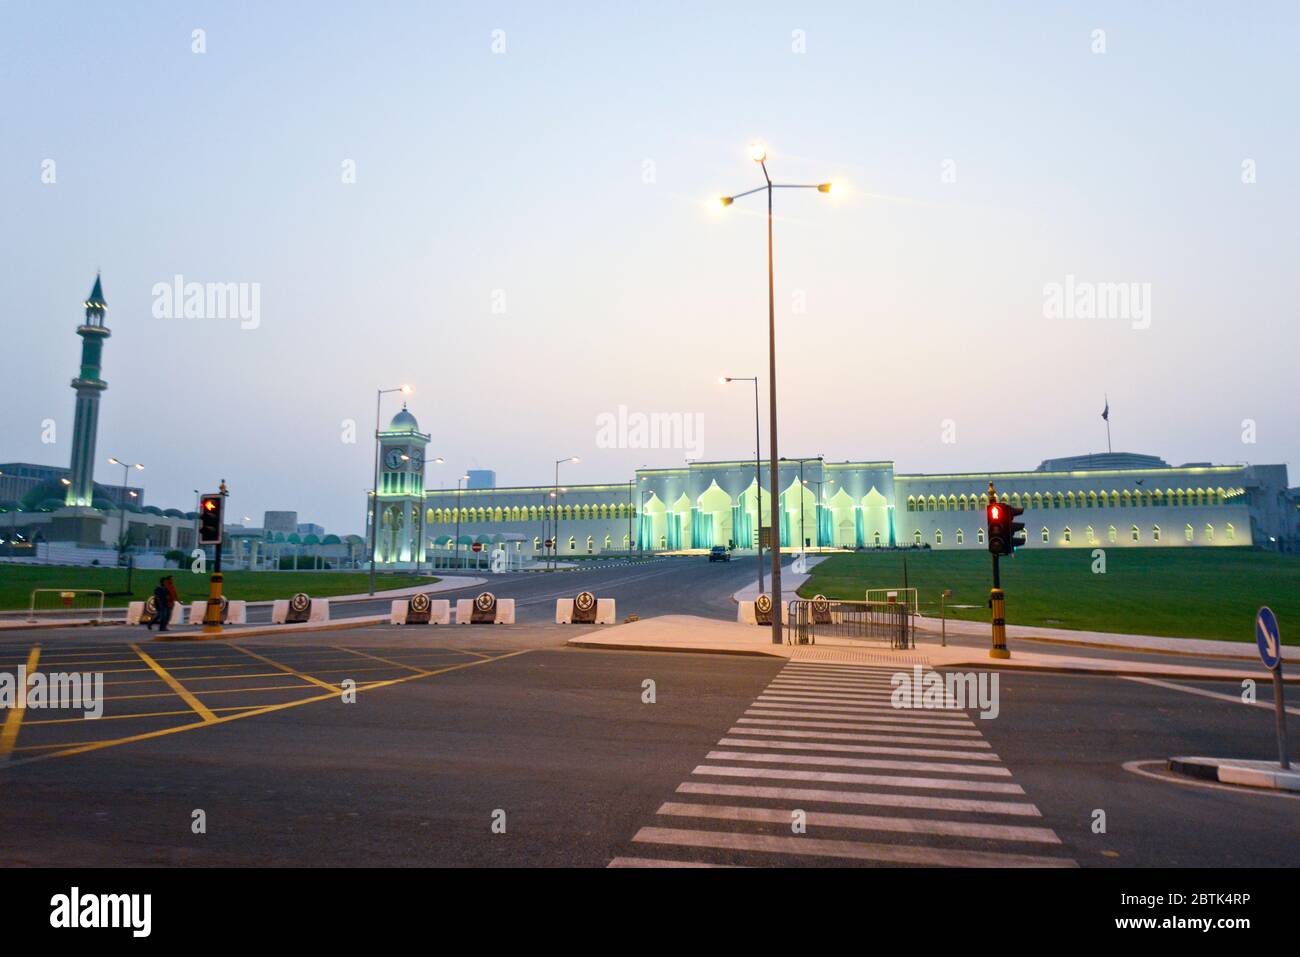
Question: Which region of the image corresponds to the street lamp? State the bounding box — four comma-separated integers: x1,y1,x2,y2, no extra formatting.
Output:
553,457,579,569
107,458,143,579
782,456,823,553
720,376,764,591
412,455,444,576
454,473,469,569
368,384,412,595
720,143,833,644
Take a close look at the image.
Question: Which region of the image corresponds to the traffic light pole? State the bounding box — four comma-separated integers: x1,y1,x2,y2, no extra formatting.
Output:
201,480,228,636
987,480,1010,659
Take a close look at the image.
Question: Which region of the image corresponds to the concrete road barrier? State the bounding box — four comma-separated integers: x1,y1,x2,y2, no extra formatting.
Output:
390,598,451,625
187,600,247,625
271,596,330,624
455,592,515,624
126,600,184,627
737,594,787,625
555,592,615,624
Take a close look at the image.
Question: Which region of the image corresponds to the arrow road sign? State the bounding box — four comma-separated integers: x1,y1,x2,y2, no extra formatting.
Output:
1256,606,1282,670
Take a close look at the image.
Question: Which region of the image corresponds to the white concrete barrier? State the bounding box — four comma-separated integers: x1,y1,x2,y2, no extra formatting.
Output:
188,600,247,625
455,597,515,624
271,598,330,624
737,598,787,625
126,601,185,627
390,598,451,625
555,596,616,624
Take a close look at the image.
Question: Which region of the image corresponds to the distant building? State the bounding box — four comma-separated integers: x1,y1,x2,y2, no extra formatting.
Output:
466,470,496,490
263,511,298,535
365,406,1299,565
0,462,143,508
295,522,325,538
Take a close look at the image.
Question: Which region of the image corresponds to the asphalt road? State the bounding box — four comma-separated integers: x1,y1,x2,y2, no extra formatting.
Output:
0,622,1295,867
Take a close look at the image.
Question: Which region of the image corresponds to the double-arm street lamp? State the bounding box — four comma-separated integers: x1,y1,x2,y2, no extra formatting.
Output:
719,376,764,591
720,142,833,645
108,457,143,591
368,384,412,595
552,456,580,569
782,455,823,552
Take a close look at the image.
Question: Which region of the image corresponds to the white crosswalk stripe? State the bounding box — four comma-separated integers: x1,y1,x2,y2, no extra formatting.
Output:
611,659,1075,868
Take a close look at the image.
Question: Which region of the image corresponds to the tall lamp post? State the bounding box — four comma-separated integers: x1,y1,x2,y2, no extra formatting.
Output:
410,454,444,577
454,473,469,569
552,457,580,570
720,143,833,644
108,457,143,591
368,384,412,595
720,375,763,591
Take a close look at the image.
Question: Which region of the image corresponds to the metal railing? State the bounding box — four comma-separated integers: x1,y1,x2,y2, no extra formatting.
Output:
27,589,106,622
786,598,914,648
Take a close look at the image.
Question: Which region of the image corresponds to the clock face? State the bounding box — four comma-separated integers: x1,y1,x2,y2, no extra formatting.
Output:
410,451,424,469
385,448,405,470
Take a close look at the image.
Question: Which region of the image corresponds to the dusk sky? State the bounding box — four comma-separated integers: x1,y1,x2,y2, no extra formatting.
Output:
4,1,1297,534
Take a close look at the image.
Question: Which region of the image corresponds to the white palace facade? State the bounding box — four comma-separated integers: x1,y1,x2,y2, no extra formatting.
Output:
365,408,1297,564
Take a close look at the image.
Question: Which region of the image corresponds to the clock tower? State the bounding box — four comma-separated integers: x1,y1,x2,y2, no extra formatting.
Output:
373,404,430,564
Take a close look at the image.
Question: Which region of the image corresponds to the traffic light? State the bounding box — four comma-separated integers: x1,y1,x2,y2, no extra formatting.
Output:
987,500,1026,556
198,493,223,545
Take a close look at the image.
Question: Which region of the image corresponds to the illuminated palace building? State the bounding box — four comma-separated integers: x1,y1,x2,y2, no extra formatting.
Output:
367,409,1298,564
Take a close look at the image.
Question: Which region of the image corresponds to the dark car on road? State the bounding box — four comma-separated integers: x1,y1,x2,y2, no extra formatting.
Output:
708,545,731,562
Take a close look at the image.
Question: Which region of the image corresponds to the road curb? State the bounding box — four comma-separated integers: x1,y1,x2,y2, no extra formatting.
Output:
566,639,787,659
1167,756,1300,791
152,615,390,641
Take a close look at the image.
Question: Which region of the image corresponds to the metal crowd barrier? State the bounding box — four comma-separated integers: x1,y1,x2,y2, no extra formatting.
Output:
786,598,914,649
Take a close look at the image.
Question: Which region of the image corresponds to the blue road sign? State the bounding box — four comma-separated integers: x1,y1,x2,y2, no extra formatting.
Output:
1256,606,1282,670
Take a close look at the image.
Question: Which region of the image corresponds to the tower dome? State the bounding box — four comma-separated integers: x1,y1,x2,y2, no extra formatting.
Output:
389,404,419,432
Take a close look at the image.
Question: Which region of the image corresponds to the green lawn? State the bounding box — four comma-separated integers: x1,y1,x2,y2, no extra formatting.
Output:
0,566,440,611
798,548,1300,644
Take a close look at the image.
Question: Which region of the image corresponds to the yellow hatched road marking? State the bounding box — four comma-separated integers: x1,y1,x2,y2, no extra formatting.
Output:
227,644,340,693
130,644,217,723
330,645,433,675
0,645,41,760
1,650,531,769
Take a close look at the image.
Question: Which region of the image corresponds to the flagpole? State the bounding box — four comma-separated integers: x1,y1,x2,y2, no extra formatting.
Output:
1103,394,1112,453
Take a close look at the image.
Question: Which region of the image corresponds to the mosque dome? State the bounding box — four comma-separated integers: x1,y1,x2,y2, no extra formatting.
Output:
389,404,420,431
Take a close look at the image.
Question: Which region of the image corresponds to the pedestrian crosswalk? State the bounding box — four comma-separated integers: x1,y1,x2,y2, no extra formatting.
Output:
609,660,1076,868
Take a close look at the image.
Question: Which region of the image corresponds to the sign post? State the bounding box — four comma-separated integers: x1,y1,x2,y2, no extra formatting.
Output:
1255,606,1289,770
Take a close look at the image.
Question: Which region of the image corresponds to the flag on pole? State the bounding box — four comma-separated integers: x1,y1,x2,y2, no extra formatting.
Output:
1101,398,1109,421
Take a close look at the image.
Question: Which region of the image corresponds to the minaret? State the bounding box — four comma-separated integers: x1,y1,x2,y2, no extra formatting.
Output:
66,274,110,507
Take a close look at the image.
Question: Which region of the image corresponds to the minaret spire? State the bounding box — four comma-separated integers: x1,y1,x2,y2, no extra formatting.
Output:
66,274,111,507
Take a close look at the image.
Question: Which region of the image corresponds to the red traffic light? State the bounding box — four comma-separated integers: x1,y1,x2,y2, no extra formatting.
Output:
990,505,1001,520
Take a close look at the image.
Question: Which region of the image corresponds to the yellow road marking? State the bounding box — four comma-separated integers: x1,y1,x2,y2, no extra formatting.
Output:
3,651,531,769
130,644,217,723
227,644,341,692
0,645,40,760
330,645,433,675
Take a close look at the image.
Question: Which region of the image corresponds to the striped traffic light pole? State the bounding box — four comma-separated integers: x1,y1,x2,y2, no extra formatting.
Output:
987,481,1010,659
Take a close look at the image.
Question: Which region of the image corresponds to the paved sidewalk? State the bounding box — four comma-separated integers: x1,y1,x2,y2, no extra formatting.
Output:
567,614,1297,682
926,615,1268,661
732,556,827,603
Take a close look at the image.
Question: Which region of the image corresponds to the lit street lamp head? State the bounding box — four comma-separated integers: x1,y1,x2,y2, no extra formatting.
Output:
818,182,834,193
749,141,767,163
719,196,734,207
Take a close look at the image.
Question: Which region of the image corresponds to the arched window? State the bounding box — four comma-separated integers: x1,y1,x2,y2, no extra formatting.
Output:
958,495,968,511
956,529,964,545
1130,524,1139,542
913,530,922,545
934,529,943,545
977,528,985,545
907,496,916,512
1041,527,1050,543
1185,523,1194,542
873,531,882,547
1152,525,1161,542
533,537,540,551
568,535,577,552
1108,525,1117,543
937,497,947,512
1086,525,1095,544
1226,523,1235,541
1205,524,1214,542
1033,493,1043,510
1063,527,1072,543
